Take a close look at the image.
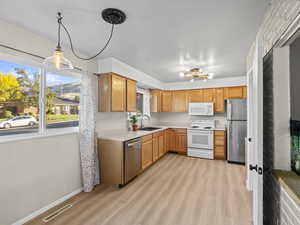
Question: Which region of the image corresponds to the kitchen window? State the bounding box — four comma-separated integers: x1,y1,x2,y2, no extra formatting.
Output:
0,59,81,138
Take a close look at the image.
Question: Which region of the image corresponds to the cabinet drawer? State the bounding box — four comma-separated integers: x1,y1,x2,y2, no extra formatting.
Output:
214,130,225,136
143,134,153,143
215,136,225,146
214,146,225,153
153,131,164,137
172,128,187,134
214,146,226,160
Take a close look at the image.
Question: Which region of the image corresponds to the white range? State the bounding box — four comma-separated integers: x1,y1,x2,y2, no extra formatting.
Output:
187,120,215,159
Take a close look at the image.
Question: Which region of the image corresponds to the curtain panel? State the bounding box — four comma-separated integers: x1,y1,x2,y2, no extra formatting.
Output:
79,72,99,192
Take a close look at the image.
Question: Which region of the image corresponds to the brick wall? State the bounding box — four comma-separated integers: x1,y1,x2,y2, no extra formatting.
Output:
247,0,300,70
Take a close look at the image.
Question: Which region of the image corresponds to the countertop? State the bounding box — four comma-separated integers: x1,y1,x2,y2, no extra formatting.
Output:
98,125,226,142
274,170,300,207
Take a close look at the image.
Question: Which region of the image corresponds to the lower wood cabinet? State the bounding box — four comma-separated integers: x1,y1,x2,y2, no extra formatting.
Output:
142,134,153,170
152,136,159,162
166,128,187,154
142,131,166,170
214,130,227,160
158,135,164,157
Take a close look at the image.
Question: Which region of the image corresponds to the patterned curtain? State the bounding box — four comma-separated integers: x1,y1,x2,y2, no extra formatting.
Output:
79,72,99,192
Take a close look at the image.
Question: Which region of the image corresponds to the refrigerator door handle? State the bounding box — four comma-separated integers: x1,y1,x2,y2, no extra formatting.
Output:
227,121,231,159
227,101,232,120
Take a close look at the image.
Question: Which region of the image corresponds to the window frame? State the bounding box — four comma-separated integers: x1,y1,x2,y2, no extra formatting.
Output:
0,54,82,142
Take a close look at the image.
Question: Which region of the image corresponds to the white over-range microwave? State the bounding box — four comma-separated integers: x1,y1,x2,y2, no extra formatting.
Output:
188,103,214,116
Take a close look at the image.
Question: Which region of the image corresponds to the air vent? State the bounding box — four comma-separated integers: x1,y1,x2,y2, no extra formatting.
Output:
42,204,72,223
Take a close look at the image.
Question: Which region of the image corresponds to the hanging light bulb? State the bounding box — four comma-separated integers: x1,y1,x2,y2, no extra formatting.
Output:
44,13,73,70
44,48,74,70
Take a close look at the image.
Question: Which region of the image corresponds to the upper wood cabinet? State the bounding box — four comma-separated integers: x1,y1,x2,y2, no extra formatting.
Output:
172,91,188,112
161,91,173,112
150,89,162,112
224,86,244,99
188,89,204,102
111,74,126,112
149,86,247,113
213,88,225,113
203,88,214,102
126,79,137,112
98,73,137,112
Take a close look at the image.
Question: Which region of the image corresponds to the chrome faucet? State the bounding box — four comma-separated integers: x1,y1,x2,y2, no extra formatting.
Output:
140,114,151,128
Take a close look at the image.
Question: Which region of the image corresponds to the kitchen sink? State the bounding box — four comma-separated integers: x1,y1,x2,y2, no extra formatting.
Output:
139,127,161,131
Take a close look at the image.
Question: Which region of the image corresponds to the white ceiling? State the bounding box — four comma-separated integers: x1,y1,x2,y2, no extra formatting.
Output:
0,0,269,82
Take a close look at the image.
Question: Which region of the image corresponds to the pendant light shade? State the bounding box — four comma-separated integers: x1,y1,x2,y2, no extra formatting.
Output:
43,49,74,70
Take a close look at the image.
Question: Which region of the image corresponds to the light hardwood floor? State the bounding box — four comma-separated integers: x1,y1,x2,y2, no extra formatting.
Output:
26,153,252,225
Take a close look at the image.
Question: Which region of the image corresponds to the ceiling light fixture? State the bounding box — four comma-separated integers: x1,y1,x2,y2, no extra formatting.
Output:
44,8,126,70
180,68,212,82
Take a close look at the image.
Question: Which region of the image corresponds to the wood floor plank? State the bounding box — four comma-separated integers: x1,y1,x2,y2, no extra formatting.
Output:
25,153,252,225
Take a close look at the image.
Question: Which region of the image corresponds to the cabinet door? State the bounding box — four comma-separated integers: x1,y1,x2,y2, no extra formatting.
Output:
158,135,164,158
142,140,153,169
164,130,168,153
225,86,244,99
203,89,214,102
175,131,187,153
150,89,161,112
172,91,188,112
111,74,126,112
126,79,137,112
214,88,225,112
152,137,159,162
161,91,173,112
167,129,176,151
214,130,226,160
188,89,204,103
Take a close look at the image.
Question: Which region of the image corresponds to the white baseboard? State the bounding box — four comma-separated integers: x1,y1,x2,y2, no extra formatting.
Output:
11,188,83,225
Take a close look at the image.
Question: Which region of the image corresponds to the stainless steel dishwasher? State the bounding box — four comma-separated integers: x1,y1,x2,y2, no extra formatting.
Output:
124,138,142,184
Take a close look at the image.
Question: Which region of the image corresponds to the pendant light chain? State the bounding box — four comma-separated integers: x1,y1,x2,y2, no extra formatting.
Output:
57,12,115,61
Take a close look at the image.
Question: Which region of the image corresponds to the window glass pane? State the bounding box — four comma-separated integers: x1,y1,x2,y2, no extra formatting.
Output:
46,73,80,130
136,93,143,114
0,60,39,136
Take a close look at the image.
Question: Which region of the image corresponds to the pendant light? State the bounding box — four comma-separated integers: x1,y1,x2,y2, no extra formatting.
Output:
43,8,126,70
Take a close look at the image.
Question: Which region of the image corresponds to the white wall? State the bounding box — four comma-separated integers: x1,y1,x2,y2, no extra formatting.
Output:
0,134,82,225
273,47,291,170
98,57,164,89
0,18,98,225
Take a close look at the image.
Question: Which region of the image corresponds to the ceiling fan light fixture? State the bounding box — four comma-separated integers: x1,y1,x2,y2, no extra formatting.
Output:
181,68,212,82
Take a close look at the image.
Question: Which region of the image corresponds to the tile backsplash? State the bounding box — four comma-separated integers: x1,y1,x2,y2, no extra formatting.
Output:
96,112,227,134
151,112,227,128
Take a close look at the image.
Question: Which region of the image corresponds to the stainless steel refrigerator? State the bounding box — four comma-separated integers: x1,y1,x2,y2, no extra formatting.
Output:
226,99,247,163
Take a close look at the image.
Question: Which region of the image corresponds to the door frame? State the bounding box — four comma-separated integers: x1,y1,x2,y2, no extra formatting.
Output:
251,34,264,225
246,69,254,191
250,13,300,225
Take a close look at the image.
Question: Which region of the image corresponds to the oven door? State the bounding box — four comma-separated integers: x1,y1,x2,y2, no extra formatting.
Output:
188,130,214,149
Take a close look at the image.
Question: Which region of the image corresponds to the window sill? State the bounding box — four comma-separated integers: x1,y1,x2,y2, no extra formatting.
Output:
0,127,79,144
